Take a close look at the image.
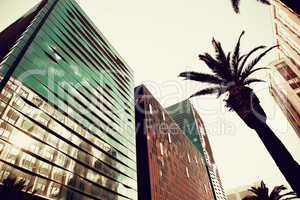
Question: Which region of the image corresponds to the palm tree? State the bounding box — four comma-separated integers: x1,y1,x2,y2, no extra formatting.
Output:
179,31,300,194
231,0,270,13
0,176,37,200
242,181,298,200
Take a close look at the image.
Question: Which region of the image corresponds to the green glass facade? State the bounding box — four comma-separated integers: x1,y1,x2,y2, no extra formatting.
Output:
0,0,137,199
166,100,226,200
166,100,204,154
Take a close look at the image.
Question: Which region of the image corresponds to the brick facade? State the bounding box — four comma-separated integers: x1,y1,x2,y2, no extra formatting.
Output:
135,85,214,200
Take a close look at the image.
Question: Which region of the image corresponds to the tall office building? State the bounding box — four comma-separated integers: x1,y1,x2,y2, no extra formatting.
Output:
135,85,215,200
0,0,137,199
269,0,300,138
167,100,226,200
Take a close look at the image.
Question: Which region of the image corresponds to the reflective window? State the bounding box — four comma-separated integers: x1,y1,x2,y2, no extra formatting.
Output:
168,132,172,143
22,154,36,170
46,134,59,147
55,154,66,167
5,109,20,124
160,142,164,156
49,182,61,197
187,153,191,163
0,169,11,181
6,147,19,164
52,167,65,182
38,162,51,177
0,122,11,139
34,178,47,195
0,88,13,103
0,101,7,114
149,104,153,114
186,167,190,178
0,142,5,153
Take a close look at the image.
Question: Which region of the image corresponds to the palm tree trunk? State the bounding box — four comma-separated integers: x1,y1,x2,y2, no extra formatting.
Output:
254,121,300,195
230,89,300,195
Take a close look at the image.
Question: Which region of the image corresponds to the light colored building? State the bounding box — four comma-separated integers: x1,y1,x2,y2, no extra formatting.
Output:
269,0,300,138
226,182,260,200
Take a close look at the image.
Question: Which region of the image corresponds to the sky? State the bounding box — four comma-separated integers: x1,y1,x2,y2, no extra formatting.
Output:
1,0,300,193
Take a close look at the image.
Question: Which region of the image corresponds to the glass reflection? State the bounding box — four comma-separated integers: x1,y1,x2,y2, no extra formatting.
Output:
0,24,136,198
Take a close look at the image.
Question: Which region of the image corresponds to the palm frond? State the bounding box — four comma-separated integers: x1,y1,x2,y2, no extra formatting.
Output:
240,67,269,81
243,78,265,85
261,181,268,192
212,38,229,66
242,196,258,200
283,197,300,200
249,181,269,198
249,187,259,194
275,185,287,191
278,191,298,199
189,86,226,98
256,0,270,5
237,45,266,78
231,0,241,13
199,38,233,81
238,54,246,63
240,45,278,81
179,71,224,84
231,0,270,14
227,52,231,65
199,53,232,81
232,31,245,80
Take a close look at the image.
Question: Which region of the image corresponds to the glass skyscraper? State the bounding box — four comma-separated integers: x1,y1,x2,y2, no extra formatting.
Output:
166,100,226,200
0,0,137,199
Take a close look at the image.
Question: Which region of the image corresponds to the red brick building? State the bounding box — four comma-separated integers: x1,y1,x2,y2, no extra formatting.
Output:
135,85,215,200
